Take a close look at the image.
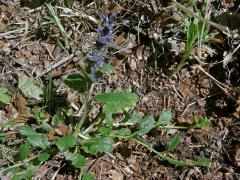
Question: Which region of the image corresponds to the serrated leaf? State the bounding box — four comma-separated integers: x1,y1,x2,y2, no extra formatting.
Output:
27,134,50,149
99,64,114,73
63,74,88,93
19,143,31,161
0,87,10,104
112,128,131,137
83,136,114,155
95,92,138,114
18,74,43,100
195,156,211,167
138,116,155,135
191,118,211,129
37,152,50,162
56,135,77,151
168,134,180,152
65,152,86,168
158,109,172,125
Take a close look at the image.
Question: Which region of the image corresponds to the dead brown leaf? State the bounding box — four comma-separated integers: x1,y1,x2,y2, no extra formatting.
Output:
14,92,30,117
177,116,195,125
55,122,72,136
0,21,7,32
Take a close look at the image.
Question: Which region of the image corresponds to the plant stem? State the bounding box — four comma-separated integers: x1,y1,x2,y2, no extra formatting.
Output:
73,101,89,137
133,138,193,167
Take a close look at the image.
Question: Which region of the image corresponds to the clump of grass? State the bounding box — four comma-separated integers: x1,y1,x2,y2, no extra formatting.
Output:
173,0,215,74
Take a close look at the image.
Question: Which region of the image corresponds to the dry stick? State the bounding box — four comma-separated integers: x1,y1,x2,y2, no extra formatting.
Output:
171,1,240,39
38,54,74,77
196,65,231,95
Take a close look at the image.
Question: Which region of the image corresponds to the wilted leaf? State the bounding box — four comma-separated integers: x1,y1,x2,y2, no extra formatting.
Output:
65,152,86,168
0,87,10,104
18,74,43,100
168,134,180,152
63,74,88,93
158,109,172,125
138,116,156,135
56,135,77,151
19,143,31,161
83,136,114,155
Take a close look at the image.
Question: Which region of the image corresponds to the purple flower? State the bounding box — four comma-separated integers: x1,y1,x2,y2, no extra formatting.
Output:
95,26,102,33
89,53,104,62
100,13,109,22
98,34,113,44
103,22,113,31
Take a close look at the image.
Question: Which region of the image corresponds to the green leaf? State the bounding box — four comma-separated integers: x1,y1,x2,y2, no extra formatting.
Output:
27,134,50,149
18,74,43,100
37,152,50,162
138,116,155,135
191,118,211,129
158,109,172,125
0,87,8,94
82,172,94,180
56,135,77,151
19,126,50,149
19,143,31,161
52,114,62,126
83,136,114,155
65,152,86,168
112,128,131,137
168,134,180,152
95,92,138,114
0,87,10,104
19,125,35,136
63,74,88,93
124,112,142,125
12,164,36,180
195,156,211,167
41,122,52,131
64,0,74,8
99,64,115,73
100,127,112,136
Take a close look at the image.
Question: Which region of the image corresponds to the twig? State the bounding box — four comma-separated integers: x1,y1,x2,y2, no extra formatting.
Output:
38,54,74,77
196,65,231,95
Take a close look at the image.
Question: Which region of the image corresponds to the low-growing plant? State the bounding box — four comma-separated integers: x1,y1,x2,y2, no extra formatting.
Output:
0,12,212,179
